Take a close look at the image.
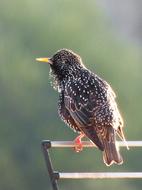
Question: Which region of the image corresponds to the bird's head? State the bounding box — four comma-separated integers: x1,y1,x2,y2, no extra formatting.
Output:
36,49,86,80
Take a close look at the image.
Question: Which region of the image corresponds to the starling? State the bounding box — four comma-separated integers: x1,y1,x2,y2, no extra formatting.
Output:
36,49,128,166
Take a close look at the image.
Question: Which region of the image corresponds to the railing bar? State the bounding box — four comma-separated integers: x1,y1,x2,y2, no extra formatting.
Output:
58,172,142,179
47,141,142,148
41,141,59,190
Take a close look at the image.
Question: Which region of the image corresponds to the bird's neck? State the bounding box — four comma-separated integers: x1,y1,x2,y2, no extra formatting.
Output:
50,65,88,91
59,67,89,90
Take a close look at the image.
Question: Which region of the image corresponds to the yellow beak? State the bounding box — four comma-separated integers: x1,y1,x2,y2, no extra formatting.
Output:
36,57,53,64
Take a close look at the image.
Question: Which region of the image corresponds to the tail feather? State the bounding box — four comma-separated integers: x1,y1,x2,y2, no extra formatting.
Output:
102,139,123,166
101,127,123,166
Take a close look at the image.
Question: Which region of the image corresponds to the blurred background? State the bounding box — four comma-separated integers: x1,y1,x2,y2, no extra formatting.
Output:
0,0,142,189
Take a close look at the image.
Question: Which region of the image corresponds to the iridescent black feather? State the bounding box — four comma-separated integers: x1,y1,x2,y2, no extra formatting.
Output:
48,49,126,166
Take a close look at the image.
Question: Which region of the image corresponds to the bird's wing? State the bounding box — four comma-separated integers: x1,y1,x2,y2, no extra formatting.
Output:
63,75,109,151
64,92,104,150
63,74,124,151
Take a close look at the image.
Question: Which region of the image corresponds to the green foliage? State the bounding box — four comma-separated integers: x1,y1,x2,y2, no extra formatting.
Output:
0,0,142,189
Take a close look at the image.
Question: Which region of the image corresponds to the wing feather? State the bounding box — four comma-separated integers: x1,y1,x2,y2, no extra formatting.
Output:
59,73,125,151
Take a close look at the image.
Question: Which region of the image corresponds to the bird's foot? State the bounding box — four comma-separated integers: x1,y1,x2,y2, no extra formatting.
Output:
73,133,85,153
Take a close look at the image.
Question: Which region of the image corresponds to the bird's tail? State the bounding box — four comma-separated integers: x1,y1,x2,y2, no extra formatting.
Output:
102,128,123,166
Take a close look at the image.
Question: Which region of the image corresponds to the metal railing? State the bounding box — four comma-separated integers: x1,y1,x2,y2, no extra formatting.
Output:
41,140,142,190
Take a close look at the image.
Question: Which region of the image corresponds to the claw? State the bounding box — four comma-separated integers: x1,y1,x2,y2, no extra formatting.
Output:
73,133,85,153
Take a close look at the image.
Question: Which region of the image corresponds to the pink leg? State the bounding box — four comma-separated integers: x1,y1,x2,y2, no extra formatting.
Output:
73,133,85,153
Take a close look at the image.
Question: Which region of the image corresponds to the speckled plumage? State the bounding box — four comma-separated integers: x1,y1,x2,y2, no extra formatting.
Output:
43,49,127,166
